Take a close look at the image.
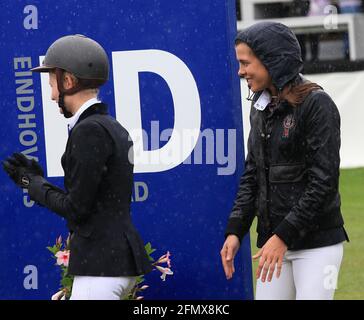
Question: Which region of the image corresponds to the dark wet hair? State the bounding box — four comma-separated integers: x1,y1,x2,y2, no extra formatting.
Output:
280,80,322,107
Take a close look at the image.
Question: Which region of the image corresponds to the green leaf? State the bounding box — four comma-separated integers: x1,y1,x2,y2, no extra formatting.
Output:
61,277,74,288
46,245,59,255
135,276,145,285
145,242,156,255
144,242,156,262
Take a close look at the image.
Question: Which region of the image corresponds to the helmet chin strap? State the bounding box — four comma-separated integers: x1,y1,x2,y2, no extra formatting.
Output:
56,68,88,119
55,68,102,118
55,69,74,119
58,93,73,118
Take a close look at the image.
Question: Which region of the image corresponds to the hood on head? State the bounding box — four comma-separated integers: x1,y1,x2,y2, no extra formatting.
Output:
236,21,303,91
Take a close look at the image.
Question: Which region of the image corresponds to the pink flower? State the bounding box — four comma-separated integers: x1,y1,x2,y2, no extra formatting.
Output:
155,265,174,281
51,290,66,300
56,235,62,247
55,250,70,267
66,234,71,249
156,251,171,268
136,296,144,300
140,285,149,291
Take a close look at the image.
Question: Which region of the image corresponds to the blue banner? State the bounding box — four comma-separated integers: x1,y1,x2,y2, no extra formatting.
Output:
0,0,253,299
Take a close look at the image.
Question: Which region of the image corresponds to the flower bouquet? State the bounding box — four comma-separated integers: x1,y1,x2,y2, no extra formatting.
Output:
48,234,173,300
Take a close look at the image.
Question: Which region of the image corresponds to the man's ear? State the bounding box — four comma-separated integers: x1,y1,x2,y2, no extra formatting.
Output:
63,73,77,90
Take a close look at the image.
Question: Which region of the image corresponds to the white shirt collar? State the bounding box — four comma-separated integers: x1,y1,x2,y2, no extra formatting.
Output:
67,97,101,131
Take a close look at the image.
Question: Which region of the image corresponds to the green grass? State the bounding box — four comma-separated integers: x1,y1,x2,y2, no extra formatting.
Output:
249,167,364,300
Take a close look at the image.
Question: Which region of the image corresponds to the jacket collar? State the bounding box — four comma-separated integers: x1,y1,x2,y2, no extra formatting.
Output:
67,98,101,130
76,103,109,125
256,73,309,116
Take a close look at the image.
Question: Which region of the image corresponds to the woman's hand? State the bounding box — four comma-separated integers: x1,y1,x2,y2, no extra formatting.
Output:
252,234,287,282
220,234,240,280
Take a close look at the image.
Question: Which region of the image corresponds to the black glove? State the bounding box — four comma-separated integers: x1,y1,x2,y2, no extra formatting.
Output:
2,153,44,188
12,152,44,176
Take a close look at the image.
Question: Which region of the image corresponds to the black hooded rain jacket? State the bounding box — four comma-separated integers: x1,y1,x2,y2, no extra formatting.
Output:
225,22,349,250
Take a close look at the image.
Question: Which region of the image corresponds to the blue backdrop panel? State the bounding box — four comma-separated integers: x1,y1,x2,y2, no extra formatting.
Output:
0,0,253,299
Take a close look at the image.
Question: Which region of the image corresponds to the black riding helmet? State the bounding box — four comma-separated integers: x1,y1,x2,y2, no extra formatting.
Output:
31,34,109,118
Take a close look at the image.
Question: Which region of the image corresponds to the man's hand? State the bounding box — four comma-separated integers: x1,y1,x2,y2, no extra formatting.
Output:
252,234,287,282
11,153,44,176
2,152,44,188
220,234,240,280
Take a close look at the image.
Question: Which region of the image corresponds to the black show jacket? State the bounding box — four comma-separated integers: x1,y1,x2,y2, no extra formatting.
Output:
225,90,349,250
29,103,153,276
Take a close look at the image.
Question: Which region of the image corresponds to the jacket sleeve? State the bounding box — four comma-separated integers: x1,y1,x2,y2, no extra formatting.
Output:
225,111,258,242
274,91,341,246
28,121,113,225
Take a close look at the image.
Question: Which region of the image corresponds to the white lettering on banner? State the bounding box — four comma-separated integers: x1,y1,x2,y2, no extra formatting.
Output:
41,50,236,177
142,124,237,175
112,49,201,173
132,181,149,202
23,188,34,208
23,265,38,290
324,5,338,30
14,57,39,207
23,5,38,30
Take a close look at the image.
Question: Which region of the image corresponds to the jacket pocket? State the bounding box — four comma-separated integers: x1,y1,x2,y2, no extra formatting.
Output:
269,163,305,183
269,163,306,215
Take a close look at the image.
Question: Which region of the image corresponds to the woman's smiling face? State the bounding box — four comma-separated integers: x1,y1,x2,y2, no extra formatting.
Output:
235,42,272,93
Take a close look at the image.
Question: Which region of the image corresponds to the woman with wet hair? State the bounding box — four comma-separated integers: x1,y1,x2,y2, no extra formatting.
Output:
220,22,349,300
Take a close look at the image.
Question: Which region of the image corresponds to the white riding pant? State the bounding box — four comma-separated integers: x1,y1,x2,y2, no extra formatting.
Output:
256,242,344,300
70,275,137,300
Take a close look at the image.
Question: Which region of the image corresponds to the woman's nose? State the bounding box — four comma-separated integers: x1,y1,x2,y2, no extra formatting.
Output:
238,71,246,79
238,66,246,78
